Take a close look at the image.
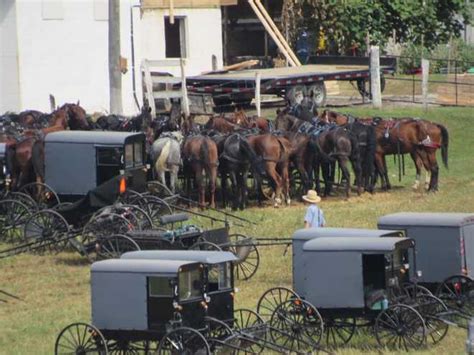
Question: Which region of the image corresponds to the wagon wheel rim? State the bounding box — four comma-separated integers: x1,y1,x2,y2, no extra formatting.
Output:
23,209,70,253
256,287,300,321
435,275,474,326
375,304,426,351
95,234,141,261
233,308,266,353
19,182,60,209
107,339,151,354
147,180,174,198
228,234,259,281
8,191,38,211
323,316,356,348
204,317,234,353
157,327,210,355
138,195,173,228
0,199,30,243
54,322,108,355
119,204,153,230
415,294,449,344
269,299,324,351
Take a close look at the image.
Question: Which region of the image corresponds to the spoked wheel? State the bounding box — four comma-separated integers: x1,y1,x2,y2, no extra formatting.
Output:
436,274,474,327
157,327,210,355
79,213,133,257
205,317,234,353
323,316,356,348
117,189,143,204
92,234,141,262
189,241,222,251
138,195,173,228
55,322,108,355
94,205,141,231
7,191,38,211
402,283,433,298
147,180,174,198
256,287,300,321
374,304,426,351
269,299,324,352
19,182,60,209
107,339,153,354
232,308,266,354
415,294,449,344
23,209,70,253
0,199,31,243
227,234,259,281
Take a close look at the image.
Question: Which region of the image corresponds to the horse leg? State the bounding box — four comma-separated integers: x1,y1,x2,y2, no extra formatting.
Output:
382,156,391,190
351,158,363,195
280,162,291,205
170,166,179,194
421,148,439,192
321,162,332,197
410,150,424,190
266,162,282,207
221,170,228,208
237,172,247,210
229,171,239,210
195,165,205,207
209,166,217,209
374,153,387,191
339,157,351,199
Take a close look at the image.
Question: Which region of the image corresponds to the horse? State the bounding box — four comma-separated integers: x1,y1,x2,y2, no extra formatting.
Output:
204,116,240,134
247,134,292,207
95,105,151,132
182,135,219,208
219,133,266,210
150,131,183,194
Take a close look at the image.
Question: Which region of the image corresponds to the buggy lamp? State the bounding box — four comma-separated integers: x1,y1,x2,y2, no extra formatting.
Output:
172,302,183,311
119,177,127,194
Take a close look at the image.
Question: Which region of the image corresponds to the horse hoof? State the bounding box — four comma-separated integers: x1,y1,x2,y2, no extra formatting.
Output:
286,199,291,205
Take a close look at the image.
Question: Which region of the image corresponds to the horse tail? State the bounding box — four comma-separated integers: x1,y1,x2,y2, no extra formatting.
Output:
155,140,171,173
436,123,449,169
31,139,45,182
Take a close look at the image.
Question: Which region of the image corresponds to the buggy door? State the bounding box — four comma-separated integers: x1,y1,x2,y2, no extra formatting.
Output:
147,276,175,332
96,146,123,186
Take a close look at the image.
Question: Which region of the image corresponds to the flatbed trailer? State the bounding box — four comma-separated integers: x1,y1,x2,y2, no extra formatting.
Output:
186,64,395,107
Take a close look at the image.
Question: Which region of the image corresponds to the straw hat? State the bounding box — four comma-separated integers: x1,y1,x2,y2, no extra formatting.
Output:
302,190,321,204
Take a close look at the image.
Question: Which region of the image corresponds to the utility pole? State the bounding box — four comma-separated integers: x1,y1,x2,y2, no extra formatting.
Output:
109,0,123,114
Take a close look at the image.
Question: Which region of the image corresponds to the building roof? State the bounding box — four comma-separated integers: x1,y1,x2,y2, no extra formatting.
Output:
91,259,201,274
45,130,144,145
378,212,474,227
303,237,414,252
121,250,238,264
292,227,404,241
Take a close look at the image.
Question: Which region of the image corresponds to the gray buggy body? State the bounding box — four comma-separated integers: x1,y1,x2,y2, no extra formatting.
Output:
91,258,205,336
378,212,474,283
292,228,404,293
45,131,146,199
297,236,414,311
121,250,238,322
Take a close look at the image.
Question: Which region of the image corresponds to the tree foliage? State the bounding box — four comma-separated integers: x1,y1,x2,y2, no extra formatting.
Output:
282,0,472,54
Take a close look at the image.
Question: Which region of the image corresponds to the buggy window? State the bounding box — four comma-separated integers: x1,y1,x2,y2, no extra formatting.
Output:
125,144,133,168
149,277,173,297
179,268,202,301
134,141,143,166
208,263,232,292
97,147,123,166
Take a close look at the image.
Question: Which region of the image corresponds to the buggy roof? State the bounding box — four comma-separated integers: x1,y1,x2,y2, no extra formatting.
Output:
292,227,403,241
45,130,144,145
121,250,238,264
91,259,201,274
303,237,414,252
378,212,474,227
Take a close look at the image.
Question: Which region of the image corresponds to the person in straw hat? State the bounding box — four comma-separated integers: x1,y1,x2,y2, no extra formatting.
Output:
303,189,325,228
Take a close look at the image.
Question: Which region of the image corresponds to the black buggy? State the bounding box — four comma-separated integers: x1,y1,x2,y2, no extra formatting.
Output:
0,131,149,260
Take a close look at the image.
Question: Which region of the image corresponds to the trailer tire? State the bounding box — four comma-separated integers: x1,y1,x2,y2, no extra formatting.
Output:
307,82,327,107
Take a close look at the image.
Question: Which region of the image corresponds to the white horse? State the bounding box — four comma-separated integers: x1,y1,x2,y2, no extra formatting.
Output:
150,131,183,193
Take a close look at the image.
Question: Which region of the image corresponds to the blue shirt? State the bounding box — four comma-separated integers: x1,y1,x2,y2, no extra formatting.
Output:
304,204,325,228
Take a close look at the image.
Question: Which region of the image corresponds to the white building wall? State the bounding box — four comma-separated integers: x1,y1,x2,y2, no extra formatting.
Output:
0,0,21,112
2,0,223,115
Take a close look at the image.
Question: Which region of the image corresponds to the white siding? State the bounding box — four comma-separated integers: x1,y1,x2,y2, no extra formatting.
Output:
0,0,21,112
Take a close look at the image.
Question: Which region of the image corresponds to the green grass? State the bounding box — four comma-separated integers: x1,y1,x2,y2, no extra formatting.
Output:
1,106,473,354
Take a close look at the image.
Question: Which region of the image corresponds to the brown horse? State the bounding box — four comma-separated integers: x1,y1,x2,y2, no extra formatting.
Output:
247,134,291,207
226,109,272,133
204,116,240,134
182,135,219,208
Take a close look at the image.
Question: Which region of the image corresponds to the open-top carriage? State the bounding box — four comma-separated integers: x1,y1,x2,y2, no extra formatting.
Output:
378,212,474,328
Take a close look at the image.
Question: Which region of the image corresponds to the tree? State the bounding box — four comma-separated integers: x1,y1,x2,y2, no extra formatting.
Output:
282,0,472,54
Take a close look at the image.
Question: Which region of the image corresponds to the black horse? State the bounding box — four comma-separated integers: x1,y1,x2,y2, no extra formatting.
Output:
95,106,152,132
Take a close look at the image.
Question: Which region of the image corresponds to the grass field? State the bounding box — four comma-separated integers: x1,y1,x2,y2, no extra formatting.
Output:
1,105,473,354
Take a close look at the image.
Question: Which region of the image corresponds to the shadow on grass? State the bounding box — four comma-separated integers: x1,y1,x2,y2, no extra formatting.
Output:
55,256,90,266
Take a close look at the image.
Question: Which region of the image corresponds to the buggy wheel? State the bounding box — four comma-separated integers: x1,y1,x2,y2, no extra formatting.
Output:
228,234,259,281
19,182,60,209
374,304,426,351
55,322,108,355
436,274,474,327
400,283,433,300
23,209,70,253
139,195,173,228
157,327,210,355
189,241,222,251
323,316,356,348
416,294,449,344
118,189,143,204
107,339,152,354
93,234,141,261
232,308,266,354
269,299,324,352
256,287,300,321
147,180,174,198
7,191,38,211
0,199,30,243
205,317,234,353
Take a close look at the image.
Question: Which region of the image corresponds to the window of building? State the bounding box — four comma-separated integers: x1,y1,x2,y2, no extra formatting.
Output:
42,0,64,20
164,16,187,58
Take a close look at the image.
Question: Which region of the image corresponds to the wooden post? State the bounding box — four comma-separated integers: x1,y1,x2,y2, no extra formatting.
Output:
421,58,430,111
142,60,156,118
109,0,123,114
180,58,190,118
223,6,228,66
370,46,382,108
255,72,261,117
49,94,56,111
